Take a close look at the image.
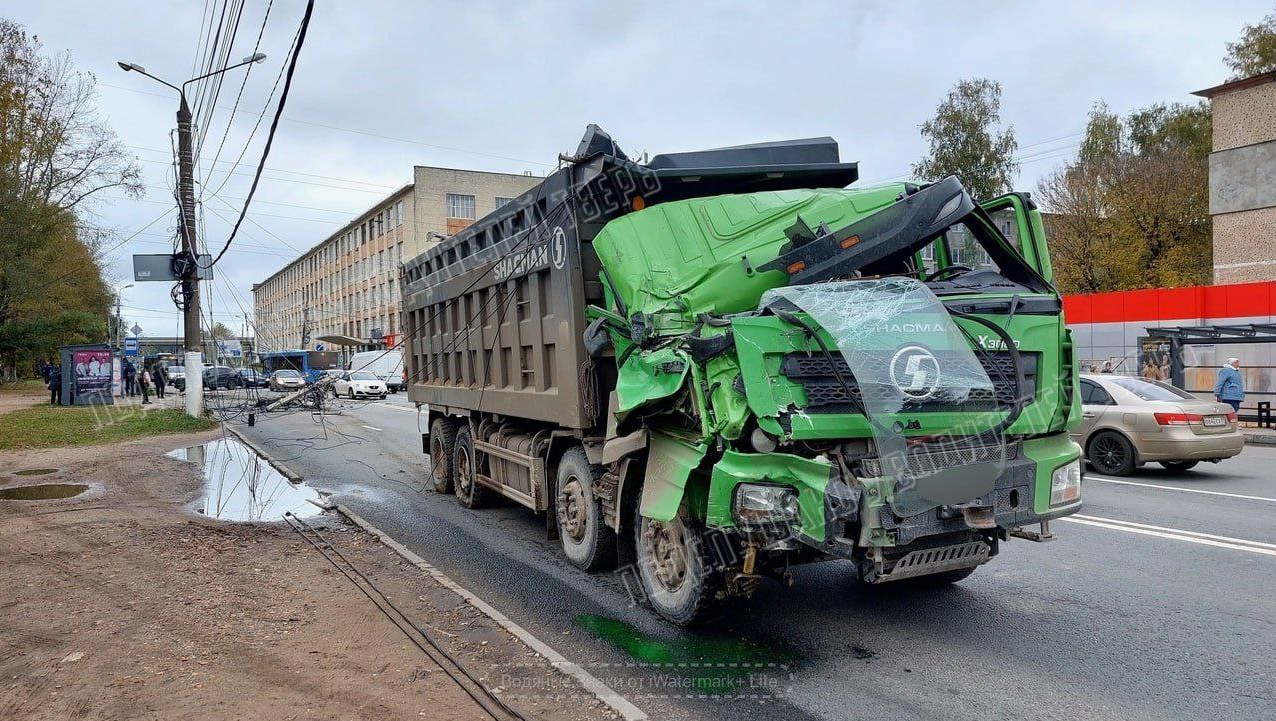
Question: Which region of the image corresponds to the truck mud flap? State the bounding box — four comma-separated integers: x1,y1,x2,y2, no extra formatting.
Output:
870,540,990,583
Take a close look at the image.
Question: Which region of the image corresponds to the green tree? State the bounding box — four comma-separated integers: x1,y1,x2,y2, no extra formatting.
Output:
1225,7,1276,79
1038,102,1211,293
912,78,1019,200
0,19,140,380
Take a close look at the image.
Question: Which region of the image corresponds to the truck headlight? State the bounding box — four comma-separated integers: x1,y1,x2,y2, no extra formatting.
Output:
733,484,800,530
1050,459,1082,506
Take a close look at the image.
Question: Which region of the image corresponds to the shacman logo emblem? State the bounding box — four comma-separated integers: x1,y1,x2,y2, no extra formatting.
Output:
889,345,941,401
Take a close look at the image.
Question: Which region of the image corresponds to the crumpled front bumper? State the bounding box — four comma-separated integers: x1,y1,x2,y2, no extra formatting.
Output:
704,433,1081,554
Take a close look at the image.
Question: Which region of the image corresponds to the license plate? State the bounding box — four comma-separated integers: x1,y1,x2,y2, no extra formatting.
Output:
1203,415,1227,427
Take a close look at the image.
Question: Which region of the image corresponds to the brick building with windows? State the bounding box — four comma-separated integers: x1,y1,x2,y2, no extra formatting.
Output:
252,166,539,358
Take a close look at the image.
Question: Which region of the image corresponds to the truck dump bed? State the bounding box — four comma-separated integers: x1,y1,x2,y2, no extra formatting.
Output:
401,126,859,430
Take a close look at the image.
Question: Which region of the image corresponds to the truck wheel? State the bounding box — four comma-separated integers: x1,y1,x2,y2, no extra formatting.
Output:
1088,431,1135,476
634,510,722,626
453,425,489,509
555,447,617,572
429,418,457,494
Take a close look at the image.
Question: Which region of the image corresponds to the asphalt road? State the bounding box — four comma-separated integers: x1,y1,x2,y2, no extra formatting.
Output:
234,393,1276,721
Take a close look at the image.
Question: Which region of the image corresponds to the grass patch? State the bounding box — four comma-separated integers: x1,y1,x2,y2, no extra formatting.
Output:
0,405,217,451
0,379,47,394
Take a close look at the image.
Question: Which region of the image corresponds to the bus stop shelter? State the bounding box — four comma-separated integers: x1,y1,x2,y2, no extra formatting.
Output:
1146,324,1276,427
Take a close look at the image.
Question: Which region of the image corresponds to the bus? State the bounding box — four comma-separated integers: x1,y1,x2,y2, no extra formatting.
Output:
259,349,339,383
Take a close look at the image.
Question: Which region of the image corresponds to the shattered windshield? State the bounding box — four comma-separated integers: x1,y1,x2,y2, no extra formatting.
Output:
761,278,1008,515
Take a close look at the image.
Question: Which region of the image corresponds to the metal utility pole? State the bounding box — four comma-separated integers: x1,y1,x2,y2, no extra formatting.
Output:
116,53,265,418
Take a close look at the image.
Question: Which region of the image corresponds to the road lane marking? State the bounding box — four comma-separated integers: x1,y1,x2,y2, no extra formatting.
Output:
368,404,417,413
1059,514,1276,557
1085,475,1276,503
361,424,383,432
1072,514,1276,549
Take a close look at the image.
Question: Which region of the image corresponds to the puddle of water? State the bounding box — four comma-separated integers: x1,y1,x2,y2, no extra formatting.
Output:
0,483,88,500
167,438,323,522
13,468,58,476
573,613,797,695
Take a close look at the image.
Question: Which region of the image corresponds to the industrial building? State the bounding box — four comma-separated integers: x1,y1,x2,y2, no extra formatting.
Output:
252,166,540,357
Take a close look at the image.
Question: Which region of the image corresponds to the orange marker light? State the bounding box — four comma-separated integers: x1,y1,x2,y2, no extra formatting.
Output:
632,195,646,211
787,261,806,274
840,235,861,249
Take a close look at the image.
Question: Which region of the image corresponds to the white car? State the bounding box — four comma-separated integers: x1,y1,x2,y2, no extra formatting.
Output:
268,369,307,392
333,371,387,399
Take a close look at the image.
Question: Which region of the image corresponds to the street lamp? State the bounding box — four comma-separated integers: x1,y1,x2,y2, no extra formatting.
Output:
113,283,134,348
117,53,266,419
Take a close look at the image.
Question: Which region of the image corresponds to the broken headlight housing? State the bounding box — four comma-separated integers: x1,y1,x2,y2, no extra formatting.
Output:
733,483,800,530
1050,459,1082,506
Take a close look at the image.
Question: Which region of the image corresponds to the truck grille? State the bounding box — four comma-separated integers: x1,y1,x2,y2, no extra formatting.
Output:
780,351,1037,414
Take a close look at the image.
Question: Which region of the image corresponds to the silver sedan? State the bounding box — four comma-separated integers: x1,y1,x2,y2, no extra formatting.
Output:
1071,374,1243,476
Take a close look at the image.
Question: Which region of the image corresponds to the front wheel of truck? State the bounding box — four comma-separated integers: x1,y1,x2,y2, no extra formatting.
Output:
634,511,722,626
555,448,616,572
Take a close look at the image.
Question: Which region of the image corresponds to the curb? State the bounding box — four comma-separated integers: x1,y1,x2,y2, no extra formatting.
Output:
338,504,648,721
227,423,648,721
1243,432,1276,446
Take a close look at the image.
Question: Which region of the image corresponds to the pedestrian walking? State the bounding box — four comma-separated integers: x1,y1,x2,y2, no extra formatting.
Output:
154,364,167,399
1213,357,1244,413
123,359,137,396
140,365,152,405
48,365,62,405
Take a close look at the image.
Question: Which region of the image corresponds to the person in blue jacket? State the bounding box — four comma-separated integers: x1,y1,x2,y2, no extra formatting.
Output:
1213,357,1244,412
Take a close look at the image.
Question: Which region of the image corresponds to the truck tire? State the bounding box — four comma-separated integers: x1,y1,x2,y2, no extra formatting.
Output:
554,447,617,572
453,424,489,509
429,418,457,494
634,509,723,626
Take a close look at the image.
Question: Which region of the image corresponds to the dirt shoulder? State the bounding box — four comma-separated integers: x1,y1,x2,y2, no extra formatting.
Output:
0,431,617,721
0,385,44,416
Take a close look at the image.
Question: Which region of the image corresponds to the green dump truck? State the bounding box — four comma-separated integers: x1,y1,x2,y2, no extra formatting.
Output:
402,126,1082,625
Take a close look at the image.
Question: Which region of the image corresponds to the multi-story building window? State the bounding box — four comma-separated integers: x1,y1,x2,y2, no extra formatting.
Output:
495,196,513,209
446,193,475,219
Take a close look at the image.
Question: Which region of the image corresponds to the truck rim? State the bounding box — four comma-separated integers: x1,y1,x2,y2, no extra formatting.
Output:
456,446,472,497
643,518,688,592
558,477,587,543
430,437,447,487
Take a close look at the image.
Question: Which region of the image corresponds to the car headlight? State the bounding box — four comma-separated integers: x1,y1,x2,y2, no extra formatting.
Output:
1050,459,1082,506
733,483,800,530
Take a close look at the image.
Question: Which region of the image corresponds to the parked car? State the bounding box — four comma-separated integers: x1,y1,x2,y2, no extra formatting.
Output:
333,370,387,399
202,365,241,391
1071,374,1244,475
166,365,186,390
237,368,269,388
348,350,406,393
268,369,307,392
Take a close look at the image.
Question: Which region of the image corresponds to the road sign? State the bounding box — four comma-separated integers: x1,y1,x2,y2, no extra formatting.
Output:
315,343,325,351
130,324,143,336
216,339,243,359
132,254,214,282
124,337,139,357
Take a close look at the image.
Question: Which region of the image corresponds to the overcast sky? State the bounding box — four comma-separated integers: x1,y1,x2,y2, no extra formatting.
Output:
9,0,1269,342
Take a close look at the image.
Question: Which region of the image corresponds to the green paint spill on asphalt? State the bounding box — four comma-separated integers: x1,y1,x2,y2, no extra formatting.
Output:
573,613,798,696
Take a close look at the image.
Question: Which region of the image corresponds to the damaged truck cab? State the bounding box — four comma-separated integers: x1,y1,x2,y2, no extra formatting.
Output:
405,126,1082,626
